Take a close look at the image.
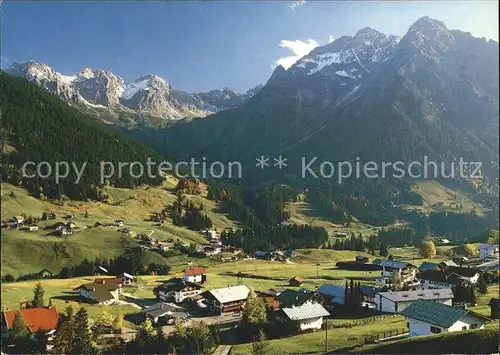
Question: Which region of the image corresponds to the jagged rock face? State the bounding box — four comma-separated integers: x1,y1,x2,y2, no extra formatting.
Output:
72,68,124,107
121,75,187,119
6,61,79,102
5,62,261,122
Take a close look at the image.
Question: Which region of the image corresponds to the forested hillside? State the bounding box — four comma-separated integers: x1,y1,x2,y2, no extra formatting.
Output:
1,73,164,199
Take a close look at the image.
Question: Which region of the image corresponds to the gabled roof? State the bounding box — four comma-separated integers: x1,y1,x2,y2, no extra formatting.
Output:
208,285,249,304
143,302,184,319
317,284,345,305
378,289,454,303
418,262,440,272
379,260,415,269
281,302,330,321
290,276,304,283
183,267,206,276
416,270,466,285
156,278,203,292
477,260,500,269
276,288,313,307
3,307,59,333
75,281,119,294
400,300,490,328
440,260,458,267
446,266,480,278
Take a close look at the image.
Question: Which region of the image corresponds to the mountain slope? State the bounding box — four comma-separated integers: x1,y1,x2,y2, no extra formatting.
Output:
6,62,261,126
0,72,165,199
158,17,499,190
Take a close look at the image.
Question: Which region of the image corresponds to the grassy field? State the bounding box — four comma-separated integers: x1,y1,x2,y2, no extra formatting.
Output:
354,326,499,354
1,251,378,316
0,277,140,328
285,201,381,238
408,180,484,215
232,316,407,354
1,182,237,277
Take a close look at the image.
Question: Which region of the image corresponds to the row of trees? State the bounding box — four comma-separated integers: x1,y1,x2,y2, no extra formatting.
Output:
221,224,329,253
3,248,171,283
169,195,213,231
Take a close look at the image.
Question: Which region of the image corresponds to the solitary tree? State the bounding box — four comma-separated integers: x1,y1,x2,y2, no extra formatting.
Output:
72,307,96,354
419,240,436,258
253,329,268,355
32,282,45,308
11,312,29,341
463,244,479,257
379,243,389,257
477,274,488,294
242,289,267,325
112,314,124,334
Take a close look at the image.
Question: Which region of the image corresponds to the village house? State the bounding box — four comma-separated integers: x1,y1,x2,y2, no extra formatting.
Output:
37,269,55,279
203,285,250,313
440,260,459,268
334,230,348,237
401,300,490,337
118,273,134,286
203,246,221,255
202,229,220,240
153,278,203,303
289,276,304,287
360,285,377,308
375,289,454,313
20,225,39,232
183,267,206,284
12,216,24,226
355,255,369,264
142,302,189,325
74,280,120,305
157,241,173,252
478,243,499,260
1,307,59,343
375,260,417,288
417,266,480,290
276,302,330,331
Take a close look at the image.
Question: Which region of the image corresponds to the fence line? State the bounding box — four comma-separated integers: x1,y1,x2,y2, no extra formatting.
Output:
364,328,408,344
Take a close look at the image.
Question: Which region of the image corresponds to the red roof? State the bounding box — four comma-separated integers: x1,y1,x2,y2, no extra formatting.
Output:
183,267,206,276
94,277,122,285
3,307,59,333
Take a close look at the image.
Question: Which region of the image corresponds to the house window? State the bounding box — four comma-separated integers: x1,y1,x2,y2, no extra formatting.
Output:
470,324,478,329
430,326,441,334
462,326,467,330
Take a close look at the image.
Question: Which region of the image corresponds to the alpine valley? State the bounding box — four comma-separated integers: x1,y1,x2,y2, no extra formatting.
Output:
3,16,499,229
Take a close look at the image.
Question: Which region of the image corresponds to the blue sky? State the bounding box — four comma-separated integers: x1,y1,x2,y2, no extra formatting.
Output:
2,1,498,93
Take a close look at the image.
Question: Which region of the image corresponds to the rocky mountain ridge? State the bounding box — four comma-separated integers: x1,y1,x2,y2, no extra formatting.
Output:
5,61,261,125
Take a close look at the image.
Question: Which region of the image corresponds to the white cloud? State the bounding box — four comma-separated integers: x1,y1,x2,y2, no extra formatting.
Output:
289,0,305,10
329,35,335,43
275,38,318,70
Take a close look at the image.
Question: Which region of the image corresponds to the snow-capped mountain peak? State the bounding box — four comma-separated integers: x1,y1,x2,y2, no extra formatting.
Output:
5,61,261,124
